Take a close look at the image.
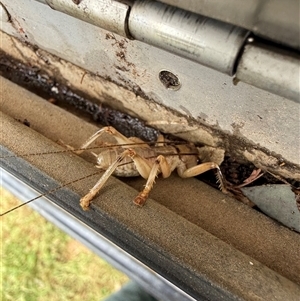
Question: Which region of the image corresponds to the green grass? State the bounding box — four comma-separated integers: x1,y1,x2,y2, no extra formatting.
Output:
0,187,128,301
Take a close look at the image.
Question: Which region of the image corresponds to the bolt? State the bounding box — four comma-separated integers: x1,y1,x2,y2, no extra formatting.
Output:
0,2,11,22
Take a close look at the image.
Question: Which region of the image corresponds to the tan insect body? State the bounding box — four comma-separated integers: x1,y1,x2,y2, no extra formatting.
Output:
73,127,226,210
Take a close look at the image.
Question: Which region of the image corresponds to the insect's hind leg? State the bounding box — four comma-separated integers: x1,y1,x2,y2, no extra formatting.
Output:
59,127,110,155
74,126,150,155
72,127,117,154
177,162,227,193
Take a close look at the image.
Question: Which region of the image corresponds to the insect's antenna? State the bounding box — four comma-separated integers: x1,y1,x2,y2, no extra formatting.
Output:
0,144,142,159
0,146,109,159
0,140,190,159
215,167,227,193
0,171,100,216
0,141,188,159
1,149,77,159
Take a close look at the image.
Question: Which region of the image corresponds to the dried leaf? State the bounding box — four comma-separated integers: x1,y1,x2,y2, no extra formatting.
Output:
244,168,262,183
236,169,264,188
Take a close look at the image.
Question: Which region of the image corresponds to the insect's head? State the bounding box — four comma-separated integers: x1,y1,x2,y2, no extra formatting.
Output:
196,146,225,166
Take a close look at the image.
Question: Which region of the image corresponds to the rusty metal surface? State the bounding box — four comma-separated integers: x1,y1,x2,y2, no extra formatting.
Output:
1,77,300,300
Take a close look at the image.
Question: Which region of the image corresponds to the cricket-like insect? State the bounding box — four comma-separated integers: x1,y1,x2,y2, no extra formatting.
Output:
65,126,227,210
1,126,227,215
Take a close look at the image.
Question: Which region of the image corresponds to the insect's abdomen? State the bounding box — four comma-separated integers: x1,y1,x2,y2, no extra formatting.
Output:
114,157,140,177
96,147,157,177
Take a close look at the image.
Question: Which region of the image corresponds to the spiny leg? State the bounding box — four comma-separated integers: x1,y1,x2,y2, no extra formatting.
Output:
62,127,110,155
69,126,150,155
80,148,134,210
103,126,150,149
75,128,110,154
177,162,227,193
134,155,171,206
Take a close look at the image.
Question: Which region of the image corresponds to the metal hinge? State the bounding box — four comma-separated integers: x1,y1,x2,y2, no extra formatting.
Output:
35,0,130,36
34,0,300,101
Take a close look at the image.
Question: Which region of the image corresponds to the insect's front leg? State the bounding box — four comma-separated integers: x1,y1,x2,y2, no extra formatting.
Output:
134,155,171,206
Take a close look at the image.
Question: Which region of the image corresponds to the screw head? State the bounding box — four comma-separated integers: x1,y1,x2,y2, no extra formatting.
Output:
159,70,181,90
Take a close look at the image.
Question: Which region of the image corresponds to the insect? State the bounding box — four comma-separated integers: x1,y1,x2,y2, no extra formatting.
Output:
1,125,227,216
64,126,227,211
